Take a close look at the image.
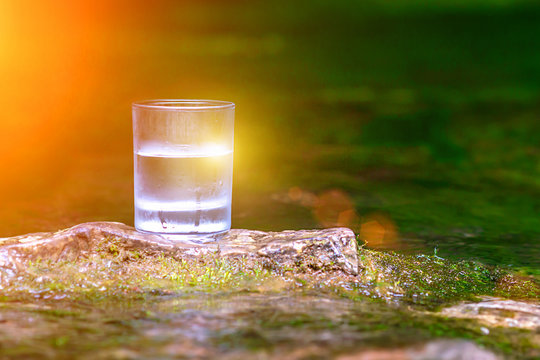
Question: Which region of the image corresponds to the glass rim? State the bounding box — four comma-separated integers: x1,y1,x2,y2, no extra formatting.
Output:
132,99,235,110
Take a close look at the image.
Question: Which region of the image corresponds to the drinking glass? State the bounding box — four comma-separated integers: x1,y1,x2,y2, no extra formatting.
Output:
132,99,235,241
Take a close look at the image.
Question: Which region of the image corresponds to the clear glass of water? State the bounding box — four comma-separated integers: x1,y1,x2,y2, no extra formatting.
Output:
132,99,235,241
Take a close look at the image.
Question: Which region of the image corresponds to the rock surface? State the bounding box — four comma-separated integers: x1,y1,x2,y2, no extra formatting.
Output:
337,340,500,360
0,222,359,275
1,222,540,358
440,297,540,330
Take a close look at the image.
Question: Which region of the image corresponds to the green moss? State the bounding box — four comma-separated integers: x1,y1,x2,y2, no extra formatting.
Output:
217,328,272,351
35,308,82,318
52,335,70,348
0,237,275,304
355,247,540,306
494,272,540,299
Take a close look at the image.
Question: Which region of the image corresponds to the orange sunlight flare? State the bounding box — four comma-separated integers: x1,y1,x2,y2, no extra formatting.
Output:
0,1,122,195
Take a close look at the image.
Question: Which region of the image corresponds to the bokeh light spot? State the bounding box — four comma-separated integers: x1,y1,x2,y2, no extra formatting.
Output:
288,186,303,202
313,189,359,228
287,187,318,207
359,213,398,248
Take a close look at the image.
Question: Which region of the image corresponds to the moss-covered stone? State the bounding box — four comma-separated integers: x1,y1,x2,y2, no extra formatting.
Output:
1,227,538,307
0,225,539,359
355,247,540,306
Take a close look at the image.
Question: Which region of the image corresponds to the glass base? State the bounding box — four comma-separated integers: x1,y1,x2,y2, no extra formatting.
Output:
135,228,229,244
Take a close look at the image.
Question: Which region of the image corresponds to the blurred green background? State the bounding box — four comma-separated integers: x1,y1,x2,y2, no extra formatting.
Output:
0,0,538,274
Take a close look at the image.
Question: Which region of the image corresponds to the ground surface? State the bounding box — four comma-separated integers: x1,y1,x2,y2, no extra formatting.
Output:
0,224,538,359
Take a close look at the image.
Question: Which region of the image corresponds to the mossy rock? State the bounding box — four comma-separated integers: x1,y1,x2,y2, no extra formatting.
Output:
0,222,537,307
0,222,539,358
